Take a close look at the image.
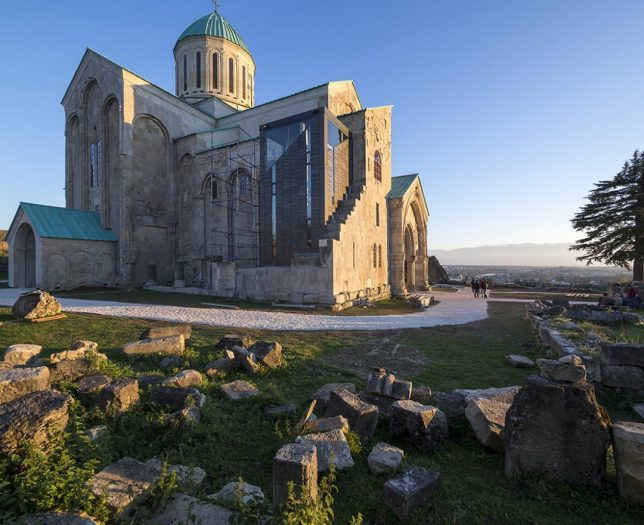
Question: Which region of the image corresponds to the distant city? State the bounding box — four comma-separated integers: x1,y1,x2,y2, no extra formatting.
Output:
445,264,629,290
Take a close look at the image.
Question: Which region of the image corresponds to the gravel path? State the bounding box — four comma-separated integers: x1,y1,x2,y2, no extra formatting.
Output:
0,287,496,331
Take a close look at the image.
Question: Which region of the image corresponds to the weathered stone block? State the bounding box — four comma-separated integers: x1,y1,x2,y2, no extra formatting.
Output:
221,380,259,400
145,458,207,489
465,397,510,452
273,443,318,511
162,369,202,388
205,357,240,377
97,377,139,413
169,406,201,427
210,481,265,505
122,335,185,356
601,365,644,390
383,465,441,520
0,390,71,453
0,366,50,403
77,374,111,403
48,359,91,382
505,375,611,485
612,421,644,504
249,341,283,368
216,334,255,350
368,442,404,474
159,356,184,370
296,429,354,471
140,324,192,341
307,415,350,434
150,386,205,410
12,290,61,320
71,340,99,352
601,343,644,367
506,354,535,368
325,388,378,439
536,358,586,383
311,382,356,409
50,346,106,364
3,344,42,365
391,379,412,400
411,385,432,404
146,493,232,525
88,457,161,515
390,400,448,452
366,367,386,393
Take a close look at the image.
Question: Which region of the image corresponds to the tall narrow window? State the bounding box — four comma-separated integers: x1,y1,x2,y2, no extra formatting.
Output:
211,178,218,200
378,245,382,268
228,58,235,94
305,124,312,248
374,150,382,182
250,74,253,104
376,203,380,226
240,173,250,196
212,53,219,90
196,52,201,89
242,66,246,99
183,55,187,91
373,244,377,268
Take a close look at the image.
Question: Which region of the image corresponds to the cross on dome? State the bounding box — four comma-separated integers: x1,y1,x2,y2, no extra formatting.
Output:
212,0,219,12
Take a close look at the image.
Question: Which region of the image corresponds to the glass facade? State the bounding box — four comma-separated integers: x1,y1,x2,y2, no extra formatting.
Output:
327,121,348,205
264,117,313,258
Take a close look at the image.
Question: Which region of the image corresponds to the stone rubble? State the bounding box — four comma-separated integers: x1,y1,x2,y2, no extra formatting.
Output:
505,354,535,368
536,356,586,383
465,396,511,452
264,403,297,419
611,421,644,504
390,400,448,453
368,442,404,474
3,343,42,365
210,481,265,505
97,377,139,413
221,380,260,400
122,335,185,356
0,366,50,403
383,464,441,520
11,290,62,320
311,382,356,409
296,429,354,471
162,369,203,388
140,324,192,341
146,493,232,525
272,442,318,511
149,386,205,410
325,388,379,439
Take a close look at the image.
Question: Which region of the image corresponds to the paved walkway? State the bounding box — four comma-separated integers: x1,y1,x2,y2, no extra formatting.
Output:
0,287,504,331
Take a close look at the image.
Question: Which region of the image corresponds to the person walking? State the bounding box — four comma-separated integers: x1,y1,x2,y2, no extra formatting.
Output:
473,278,480,298
480,277,487,298
470,278,477,297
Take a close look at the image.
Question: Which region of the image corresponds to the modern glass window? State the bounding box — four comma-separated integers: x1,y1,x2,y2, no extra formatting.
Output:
327,121,348,204
228,58,235,94
196,52,201,89
212,53,219,89
264,117,314,258
242,66,247,99
183,55,187,91
374,150,382,182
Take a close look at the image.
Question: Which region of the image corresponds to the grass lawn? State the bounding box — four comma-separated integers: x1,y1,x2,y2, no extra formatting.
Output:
56,288,420,316
0,302,641,524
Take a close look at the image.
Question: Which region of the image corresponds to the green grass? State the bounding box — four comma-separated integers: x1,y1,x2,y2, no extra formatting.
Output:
0,303,641,524
55,289,420,316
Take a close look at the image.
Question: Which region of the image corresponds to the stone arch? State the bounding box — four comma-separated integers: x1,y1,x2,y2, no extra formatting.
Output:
102,96,120,231
131,114,172,283
12,223,36,288
46,254,67,289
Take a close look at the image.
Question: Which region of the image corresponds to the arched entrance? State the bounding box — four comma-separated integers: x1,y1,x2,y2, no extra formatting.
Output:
14,223,36,288
404,224,416,290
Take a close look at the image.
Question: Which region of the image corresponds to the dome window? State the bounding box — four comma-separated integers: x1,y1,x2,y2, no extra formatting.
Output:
196,52,202,89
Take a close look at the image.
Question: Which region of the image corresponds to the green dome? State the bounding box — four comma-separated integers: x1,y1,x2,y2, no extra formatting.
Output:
176,11,251,54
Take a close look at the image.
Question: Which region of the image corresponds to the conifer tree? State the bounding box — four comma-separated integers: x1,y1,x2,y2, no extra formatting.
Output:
571,150,644,280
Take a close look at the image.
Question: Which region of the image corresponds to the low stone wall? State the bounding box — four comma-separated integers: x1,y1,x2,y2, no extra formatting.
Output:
600,344,644,391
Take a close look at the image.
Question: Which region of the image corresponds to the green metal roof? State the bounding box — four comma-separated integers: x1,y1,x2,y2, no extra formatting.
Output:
387,174,419,199
19,202,117,242
176,11,251,54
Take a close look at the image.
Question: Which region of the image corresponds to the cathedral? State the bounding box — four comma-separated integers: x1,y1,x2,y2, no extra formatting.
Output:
7,6,429,309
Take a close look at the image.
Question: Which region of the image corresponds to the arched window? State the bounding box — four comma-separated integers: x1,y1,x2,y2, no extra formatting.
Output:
374,150,382,182
211,178,218,200
212,53,219,90
373,244,377,268
239,173,250,196
378,245,382,268
196,52,202,89
242,66,247,99
228,58,235,94
183,55,187,92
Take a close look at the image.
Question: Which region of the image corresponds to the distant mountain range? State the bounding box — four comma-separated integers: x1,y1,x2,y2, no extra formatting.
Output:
431,243,597,267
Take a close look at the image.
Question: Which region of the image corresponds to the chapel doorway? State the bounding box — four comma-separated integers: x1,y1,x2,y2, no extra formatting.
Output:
14,223,36,288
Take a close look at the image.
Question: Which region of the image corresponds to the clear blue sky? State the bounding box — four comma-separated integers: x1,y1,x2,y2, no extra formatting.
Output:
1,0,643,250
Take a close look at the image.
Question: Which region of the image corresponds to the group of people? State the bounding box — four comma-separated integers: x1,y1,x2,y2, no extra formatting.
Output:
470,277,489,298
